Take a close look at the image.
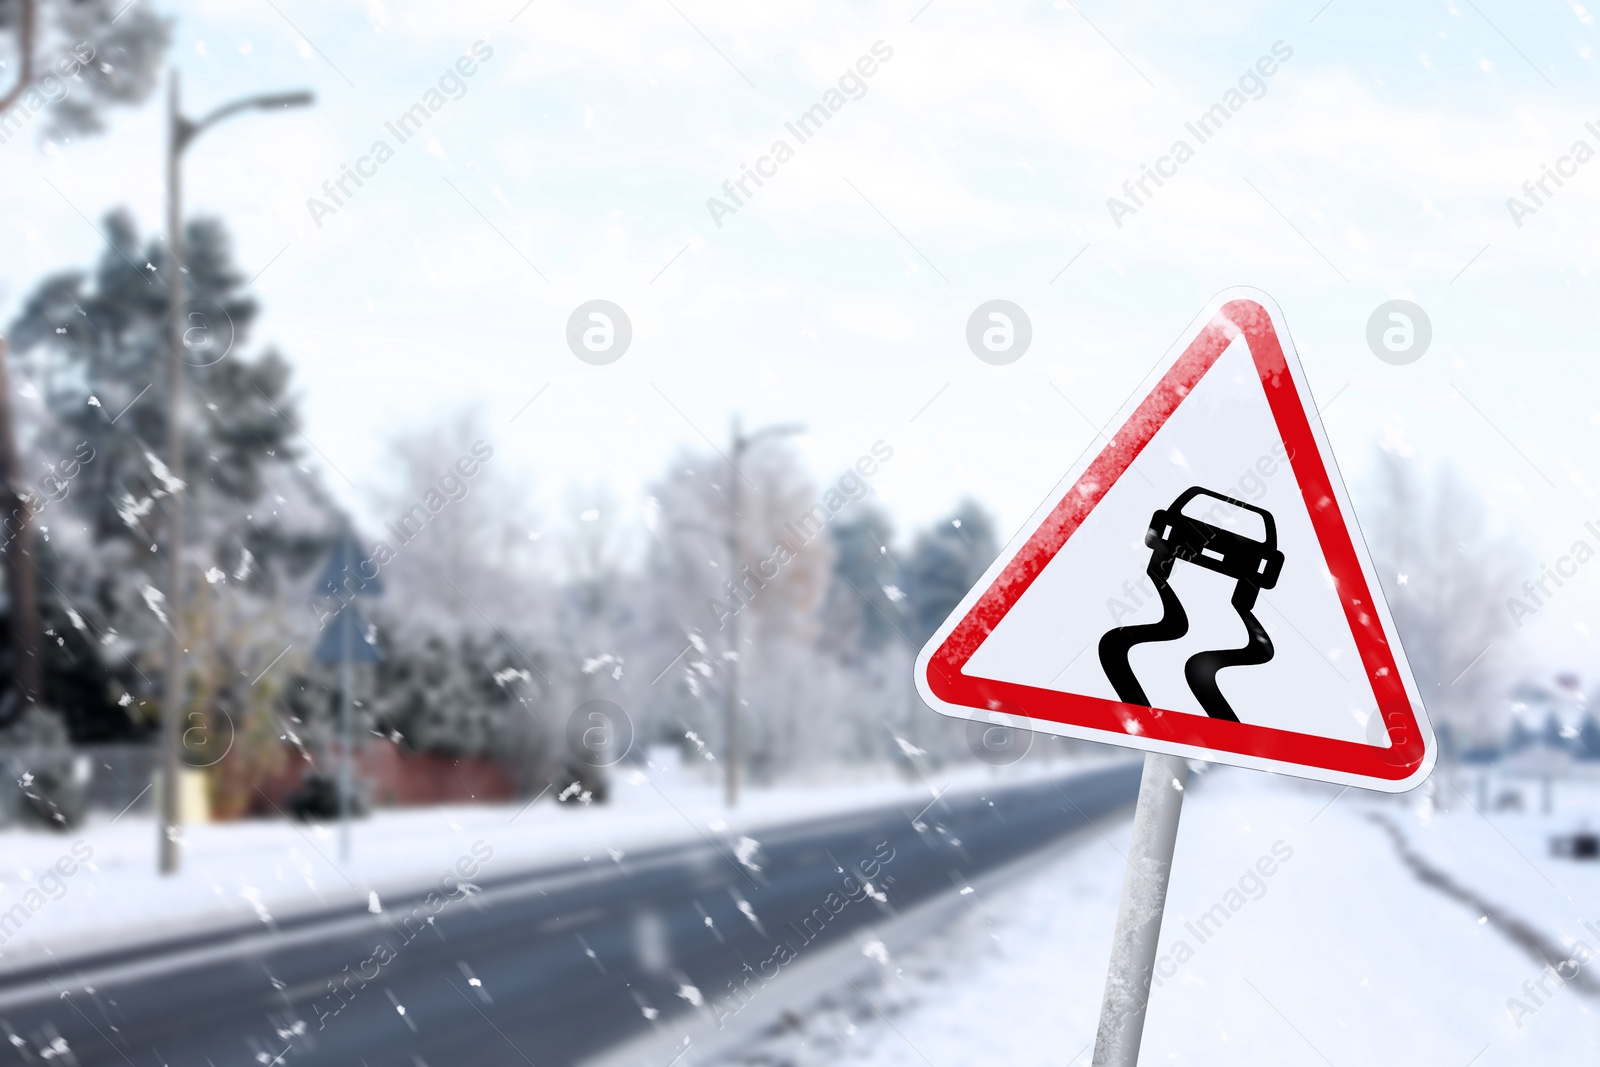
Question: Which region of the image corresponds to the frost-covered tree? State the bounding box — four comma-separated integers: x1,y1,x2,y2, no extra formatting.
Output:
643,439,833,779
0,0,170,140
369,629,543,759
894,501,1003,765
0,0,169,764
8,210,324,732
540,484,636,790
366,410,538,629
1362,449,1526,760
356,413,549,783
819,505,903,664
904,500,1000,646
556,483,633,683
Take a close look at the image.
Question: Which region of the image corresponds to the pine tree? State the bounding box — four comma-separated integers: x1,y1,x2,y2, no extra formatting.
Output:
904,499,1000,646
0,1,172,789
0,0,171,139
819,505,903,663
8,210,325,729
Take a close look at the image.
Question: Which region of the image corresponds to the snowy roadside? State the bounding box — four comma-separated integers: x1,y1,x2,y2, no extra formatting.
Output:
0,755,1116,973
1374,775,1600,976
712,769,1600,1065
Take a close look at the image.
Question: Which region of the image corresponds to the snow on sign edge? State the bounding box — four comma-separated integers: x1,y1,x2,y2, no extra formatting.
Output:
912,286,1437,794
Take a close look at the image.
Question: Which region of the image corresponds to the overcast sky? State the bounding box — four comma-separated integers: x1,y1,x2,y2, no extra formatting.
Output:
5,0,1600,674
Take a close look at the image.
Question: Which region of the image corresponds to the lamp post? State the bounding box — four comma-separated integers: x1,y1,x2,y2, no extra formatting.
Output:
160,72,313,875
722,418,804,808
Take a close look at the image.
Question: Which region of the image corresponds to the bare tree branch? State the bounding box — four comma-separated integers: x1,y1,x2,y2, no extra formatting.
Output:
0,0,37,115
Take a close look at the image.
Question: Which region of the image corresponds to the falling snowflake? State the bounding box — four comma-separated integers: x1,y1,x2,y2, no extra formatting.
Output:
733,836,762,873
895,736,926,759
861,939,890,965
116,492,155,529
581,653,624,680
735,896,764,933
239,886,272,924
143,450,185,495
140,586,169,626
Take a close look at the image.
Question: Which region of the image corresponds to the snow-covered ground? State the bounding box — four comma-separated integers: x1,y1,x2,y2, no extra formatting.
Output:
0,755,1107,971
715,768,1600,1065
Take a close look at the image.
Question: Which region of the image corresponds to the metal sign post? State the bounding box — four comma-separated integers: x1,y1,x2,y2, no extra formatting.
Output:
339,604,354,864
314,530,382,863
1091,752,1188,1066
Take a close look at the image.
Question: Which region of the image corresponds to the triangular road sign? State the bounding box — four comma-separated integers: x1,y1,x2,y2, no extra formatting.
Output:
915,288,1435,792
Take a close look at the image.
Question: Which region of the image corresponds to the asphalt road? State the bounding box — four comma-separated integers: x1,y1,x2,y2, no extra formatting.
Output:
0,762,1140,1066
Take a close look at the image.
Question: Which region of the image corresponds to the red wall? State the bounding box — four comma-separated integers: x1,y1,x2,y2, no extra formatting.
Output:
248,739,518,816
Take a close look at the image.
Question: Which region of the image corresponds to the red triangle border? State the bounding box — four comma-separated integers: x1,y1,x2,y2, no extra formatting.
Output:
924,298,1428,783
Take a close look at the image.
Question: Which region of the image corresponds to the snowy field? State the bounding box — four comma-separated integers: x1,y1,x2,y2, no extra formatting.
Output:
0,755,1109,970
715,768,1600,1066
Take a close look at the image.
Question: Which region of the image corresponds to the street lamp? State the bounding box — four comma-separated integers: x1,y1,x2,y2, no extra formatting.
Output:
723,418,804,808
160,72,313,875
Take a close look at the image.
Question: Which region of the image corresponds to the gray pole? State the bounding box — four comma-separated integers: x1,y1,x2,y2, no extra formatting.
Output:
339,603,353,863
724,418,743,809
159,68,185,876
152,80,312,876
1092,752,1189,1066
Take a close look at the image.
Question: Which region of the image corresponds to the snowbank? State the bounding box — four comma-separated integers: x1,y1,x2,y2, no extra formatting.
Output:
0,754,1109,972
717,769,1600,1064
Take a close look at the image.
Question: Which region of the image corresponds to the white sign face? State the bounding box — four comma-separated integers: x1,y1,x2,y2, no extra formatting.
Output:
916,288,1435,792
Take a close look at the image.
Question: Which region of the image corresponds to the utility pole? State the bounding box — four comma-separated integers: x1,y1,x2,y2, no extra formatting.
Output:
721,418,803,808
159,71,313,874
159,71,183,875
